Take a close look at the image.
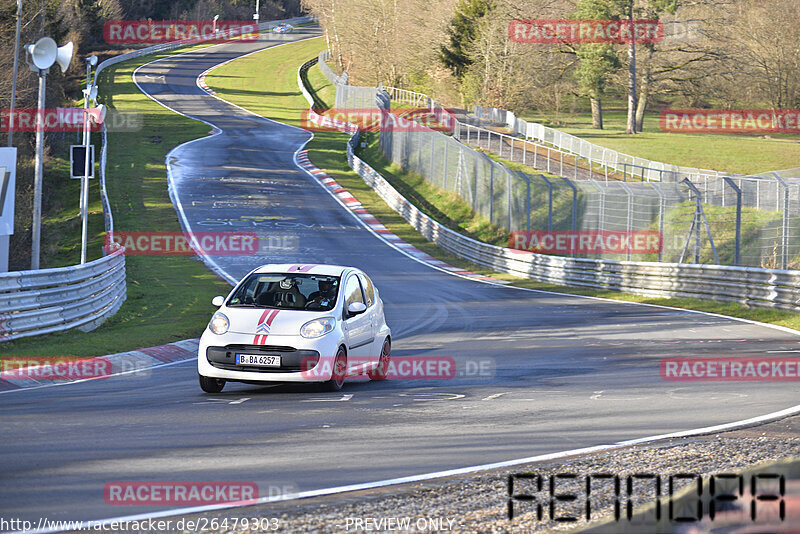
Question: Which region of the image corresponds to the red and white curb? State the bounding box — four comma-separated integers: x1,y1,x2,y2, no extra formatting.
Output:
197,72,216,95
295,146,502,283
0,339,198,393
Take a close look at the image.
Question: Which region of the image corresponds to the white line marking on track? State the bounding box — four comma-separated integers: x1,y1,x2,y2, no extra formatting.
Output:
300,394,353,402
481,393,507,401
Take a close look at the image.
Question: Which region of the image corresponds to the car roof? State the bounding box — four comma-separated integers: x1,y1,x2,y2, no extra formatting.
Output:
251,264,353,277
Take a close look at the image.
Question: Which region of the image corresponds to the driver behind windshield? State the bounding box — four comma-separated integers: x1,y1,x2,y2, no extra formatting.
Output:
306,279,337,310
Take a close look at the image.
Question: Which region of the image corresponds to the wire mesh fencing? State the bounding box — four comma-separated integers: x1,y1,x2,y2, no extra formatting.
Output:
318,54,800,269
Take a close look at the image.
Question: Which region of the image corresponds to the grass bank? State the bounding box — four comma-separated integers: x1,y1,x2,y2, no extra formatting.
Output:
518,106,800,176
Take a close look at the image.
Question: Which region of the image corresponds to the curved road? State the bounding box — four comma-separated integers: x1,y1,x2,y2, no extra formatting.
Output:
2,28,799,524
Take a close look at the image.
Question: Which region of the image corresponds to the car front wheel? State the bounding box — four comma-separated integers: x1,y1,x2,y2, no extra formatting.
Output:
322,348,347,391
199,373,226,393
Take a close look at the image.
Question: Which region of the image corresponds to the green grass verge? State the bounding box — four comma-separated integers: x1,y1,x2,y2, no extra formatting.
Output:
206,37,800,333
1,44,233,358
518,107,800,176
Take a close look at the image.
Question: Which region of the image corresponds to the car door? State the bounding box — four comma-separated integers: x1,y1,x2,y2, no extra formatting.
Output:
357,272,379,360
342,274,372,362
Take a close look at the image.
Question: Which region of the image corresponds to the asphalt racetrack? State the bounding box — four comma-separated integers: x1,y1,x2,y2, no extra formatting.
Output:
2,28,799,525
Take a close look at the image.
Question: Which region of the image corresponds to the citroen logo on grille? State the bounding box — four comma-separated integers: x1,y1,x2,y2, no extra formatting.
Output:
256,322,271,334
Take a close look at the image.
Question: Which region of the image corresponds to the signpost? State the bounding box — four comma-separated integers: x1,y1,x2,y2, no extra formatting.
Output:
70,145,95,179
0,148,18,273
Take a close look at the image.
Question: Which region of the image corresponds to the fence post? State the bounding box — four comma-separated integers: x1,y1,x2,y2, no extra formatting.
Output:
770,172,790,270
651,183,666,263
489,160,495,224
561,177,578,231
473,155,479,210
619,181,634,261
680,178,720,265
429,134,436,180
547,147,551,174
540,175,554,231
507,170,513,231
574,154,578,180
442,139,449,190
722,177,742,266
525,174,531,231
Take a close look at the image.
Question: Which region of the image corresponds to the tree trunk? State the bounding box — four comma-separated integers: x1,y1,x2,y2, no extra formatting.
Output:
635,89,648,132
591,98,604,129
625,0,637,134
635,46,654,131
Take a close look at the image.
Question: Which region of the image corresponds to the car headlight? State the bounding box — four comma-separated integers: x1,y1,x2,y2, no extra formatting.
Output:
209,312,229,335
300,317,336,338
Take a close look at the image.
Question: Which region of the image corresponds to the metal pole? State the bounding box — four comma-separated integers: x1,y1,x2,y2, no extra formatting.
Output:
770,172,790,270
489,162,494,224
782,185,789,270
540,175,553,231
81,61,93,264
694,193,701,264
723,177,741,266
8,0,22,147
652,183,665,262
524,174,531,231
31,70,47,270
506,172,513,232
619,182,634,261
561,177,578,231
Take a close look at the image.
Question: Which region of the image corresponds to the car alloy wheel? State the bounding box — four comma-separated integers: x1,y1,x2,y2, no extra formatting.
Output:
323,348,347,391
368,338,391,381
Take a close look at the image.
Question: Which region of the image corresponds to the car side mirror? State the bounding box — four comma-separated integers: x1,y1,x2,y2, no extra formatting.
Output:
347,302,367,316
212,296,225,307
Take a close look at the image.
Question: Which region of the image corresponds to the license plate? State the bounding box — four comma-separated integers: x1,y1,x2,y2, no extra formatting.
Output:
236,354,281,367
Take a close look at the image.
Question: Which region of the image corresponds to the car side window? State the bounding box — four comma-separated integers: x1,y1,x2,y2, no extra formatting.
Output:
358,274,375,307
344,275,365,312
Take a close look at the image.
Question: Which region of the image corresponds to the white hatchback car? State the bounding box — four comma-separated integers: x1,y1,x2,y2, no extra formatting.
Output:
198,264,391,393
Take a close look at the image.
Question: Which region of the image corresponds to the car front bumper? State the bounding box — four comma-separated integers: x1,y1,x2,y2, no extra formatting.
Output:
198,330,341,383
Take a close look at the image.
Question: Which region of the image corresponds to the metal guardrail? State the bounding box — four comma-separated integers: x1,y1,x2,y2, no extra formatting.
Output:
0,248,127,341
298,57,800,311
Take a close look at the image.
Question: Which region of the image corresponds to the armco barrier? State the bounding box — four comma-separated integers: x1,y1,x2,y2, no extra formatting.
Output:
299,57,800,311
0,248,126,341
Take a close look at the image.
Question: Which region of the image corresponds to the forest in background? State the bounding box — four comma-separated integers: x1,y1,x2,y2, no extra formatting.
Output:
301,0,800,128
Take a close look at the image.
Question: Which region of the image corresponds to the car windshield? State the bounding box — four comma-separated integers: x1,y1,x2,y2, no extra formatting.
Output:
227,273,340,311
